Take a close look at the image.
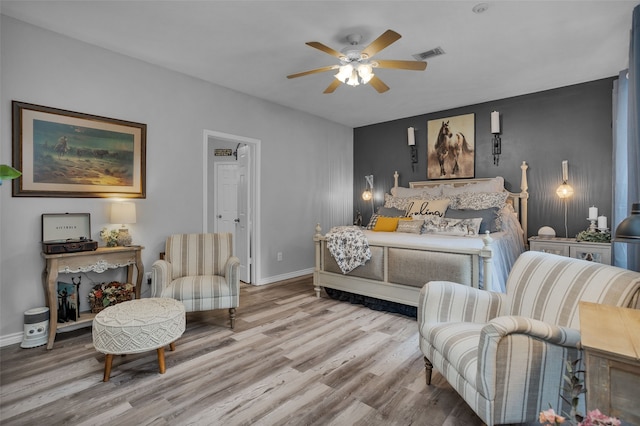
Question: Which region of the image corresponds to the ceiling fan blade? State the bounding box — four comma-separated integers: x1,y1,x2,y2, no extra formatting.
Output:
323,79,341,94
306,41,345,59
368,75,390,93
374,59,427,71
287,65,338,79
361,30,401,59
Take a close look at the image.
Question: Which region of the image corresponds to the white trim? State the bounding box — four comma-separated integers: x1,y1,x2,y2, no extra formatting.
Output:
0,332,24,348
257,269,314,286
203,130,261,285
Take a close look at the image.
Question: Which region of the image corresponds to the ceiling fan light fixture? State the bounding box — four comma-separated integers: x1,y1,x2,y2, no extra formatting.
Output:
335,64,353,83
346,69,360,86
357,63,374,84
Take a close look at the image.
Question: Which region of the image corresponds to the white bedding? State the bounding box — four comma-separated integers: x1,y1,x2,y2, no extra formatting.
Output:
362,210,524,293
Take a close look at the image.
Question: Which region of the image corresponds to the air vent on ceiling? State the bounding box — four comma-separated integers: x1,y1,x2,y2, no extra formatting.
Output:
412,47,445,62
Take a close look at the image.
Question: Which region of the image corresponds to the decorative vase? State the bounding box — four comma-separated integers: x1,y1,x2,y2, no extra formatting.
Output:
116,228,132,246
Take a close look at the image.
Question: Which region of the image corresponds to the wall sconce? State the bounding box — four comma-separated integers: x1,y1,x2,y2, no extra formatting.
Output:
491,111,501,166
110,202,136,246
555,160,574,199
0,164,21,185
555,160,574,237
362,175,375,214
408,127,418,171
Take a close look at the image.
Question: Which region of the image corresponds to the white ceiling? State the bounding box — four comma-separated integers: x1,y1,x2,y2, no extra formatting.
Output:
1,1,637,128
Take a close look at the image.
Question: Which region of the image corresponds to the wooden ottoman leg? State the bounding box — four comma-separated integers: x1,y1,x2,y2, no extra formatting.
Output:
157,347,166,374
103,354,114,382
169,341,176,351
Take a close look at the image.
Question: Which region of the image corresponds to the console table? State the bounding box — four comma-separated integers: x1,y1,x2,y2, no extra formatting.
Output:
41,246,144,350
579,301,640,424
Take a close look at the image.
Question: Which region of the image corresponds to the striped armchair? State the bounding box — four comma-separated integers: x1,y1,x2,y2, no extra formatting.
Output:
418,251,640,426
151,233,240,329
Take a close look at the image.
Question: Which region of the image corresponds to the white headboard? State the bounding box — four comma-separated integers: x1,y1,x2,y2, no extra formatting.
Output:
391,161,529,241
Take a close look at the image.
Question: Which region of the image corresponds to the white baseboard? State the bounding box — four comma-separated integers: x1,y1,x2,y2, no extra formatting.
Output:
0,332,25,348
254,268,314,286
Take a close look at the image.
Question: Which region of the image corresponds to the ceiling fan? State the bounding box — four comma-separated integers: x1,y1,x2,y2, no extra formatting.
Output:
287,29,427,94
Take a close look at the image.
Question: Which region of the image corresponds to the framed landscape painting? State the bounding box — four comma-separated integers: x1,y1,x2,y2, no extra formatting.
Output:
427,113,475,180
12,101,146,198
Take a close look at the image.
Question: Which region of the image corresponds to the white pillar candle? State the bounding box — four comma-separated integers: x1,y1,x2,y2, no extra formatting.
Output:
491,111,500,133
598,215,607,229
589,206,598,220
407,127,415,146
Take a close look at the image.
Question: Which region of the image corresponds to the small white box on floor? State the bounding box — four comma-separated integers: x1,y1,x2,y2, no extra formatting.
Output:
21,307,49,349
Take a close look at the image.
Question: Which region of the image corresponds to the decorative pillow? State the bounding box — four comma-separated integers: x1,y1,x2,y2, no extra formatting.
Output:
384,193,441,210
366,214,380,230
392,185,442,198
451,191,508,210
445,207,500,233
396,219,424,234
405,198,450,218
441,177,505,195
377,206,406,217
373,216,408,232
423,217,483,236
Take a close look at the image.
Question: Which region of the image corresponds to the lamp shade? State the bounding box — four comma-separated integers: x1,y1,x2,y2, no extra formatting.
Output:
110,202,136,225
556,183,574,199
615,203,640,242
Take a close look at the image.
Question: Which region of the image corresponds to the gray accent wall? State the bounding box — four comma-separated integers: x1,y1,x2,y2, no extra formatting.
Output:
354,77,616,240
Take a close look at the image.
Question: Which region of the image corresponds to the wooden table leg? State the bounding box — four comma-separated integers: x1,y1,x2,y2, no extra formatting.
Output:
157,347,166,374
103,354,114,382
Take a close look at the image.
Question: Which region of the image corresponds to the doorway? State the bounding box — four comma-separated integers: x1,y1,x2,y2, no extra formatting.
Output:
203,130,260,285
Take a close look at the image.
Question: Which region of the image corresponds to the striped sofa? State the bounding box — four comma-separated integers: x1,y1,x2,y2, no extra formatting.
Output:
151,233,240,329
418,251,640,426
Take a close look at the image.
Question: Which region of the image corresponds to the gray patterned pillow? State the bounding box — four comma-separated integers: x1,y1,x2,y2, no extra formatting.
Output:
450,191,508,210
423,217,483,236
384,193,441,210
396,219,424,234
366,214,380,230
445,207,500,233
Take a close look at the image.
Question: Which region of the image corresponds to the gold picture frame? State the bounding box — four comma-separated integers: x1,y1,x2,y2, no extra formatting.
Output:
12,101,146,198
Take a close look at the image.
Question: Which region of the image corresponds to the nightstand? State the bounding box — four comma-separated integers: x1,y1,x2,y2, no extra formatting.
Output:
528,236,611,265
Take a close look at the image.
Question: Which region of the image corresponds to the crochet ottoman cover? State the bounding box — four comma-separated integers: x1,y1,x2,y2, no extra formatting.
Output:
93,298,185,355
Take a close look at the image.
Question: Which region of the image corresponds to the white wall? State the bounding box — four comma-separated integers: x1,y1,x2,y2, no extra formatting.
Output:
0,16,353,343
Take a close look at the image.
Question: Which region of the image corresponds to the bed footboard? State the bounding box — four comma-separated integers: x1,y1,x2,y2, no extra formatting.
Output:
313,224,495,307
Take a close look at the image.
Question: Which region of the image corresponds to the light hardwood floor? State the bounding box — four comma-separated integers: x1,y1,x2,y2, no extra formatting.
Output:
0,276,487,425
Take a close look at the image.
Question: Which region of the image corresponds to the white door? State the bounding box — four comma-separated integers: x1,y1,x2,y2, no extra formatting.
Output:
237,145,251,283
214,163,238,244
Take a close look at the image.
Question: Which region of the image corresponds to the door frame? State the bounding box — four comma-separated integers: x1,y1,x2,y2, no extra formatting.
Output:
203,129,261,285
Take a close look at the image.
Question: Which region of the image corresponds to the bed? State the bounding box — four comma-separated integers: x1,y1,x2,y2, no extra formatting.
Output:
313,161,529,310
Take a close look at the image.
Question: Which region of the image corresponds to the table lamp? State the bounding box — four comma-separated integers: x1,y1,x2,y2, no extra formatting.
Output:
110,202,136,246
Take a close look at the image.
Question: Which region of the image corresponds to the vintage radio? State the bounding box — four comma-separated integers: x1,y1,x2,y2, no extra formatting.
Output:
41,213,98,254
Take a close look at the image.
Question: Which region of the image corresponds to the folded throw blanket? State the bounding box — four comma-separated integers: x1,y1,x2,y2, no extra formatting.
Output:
326,226,372,274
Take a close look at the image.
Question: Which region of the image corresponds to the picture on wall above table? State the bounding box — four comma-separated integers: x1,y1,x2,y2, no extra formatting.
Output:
12,101,146,198
427,113,475,179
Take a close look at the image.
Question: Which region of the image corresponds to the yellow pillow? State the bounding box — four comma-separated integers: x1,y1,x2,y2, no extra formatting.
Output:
373,216,401,232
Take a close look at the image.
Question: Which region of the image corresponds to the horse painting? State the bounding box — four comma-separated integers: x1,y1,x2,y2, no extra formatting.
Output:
433,120,474,177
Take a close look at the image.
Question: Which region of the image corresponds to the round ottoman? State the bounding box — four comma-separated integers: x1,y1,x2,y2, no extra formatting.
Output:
92,298,185,382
